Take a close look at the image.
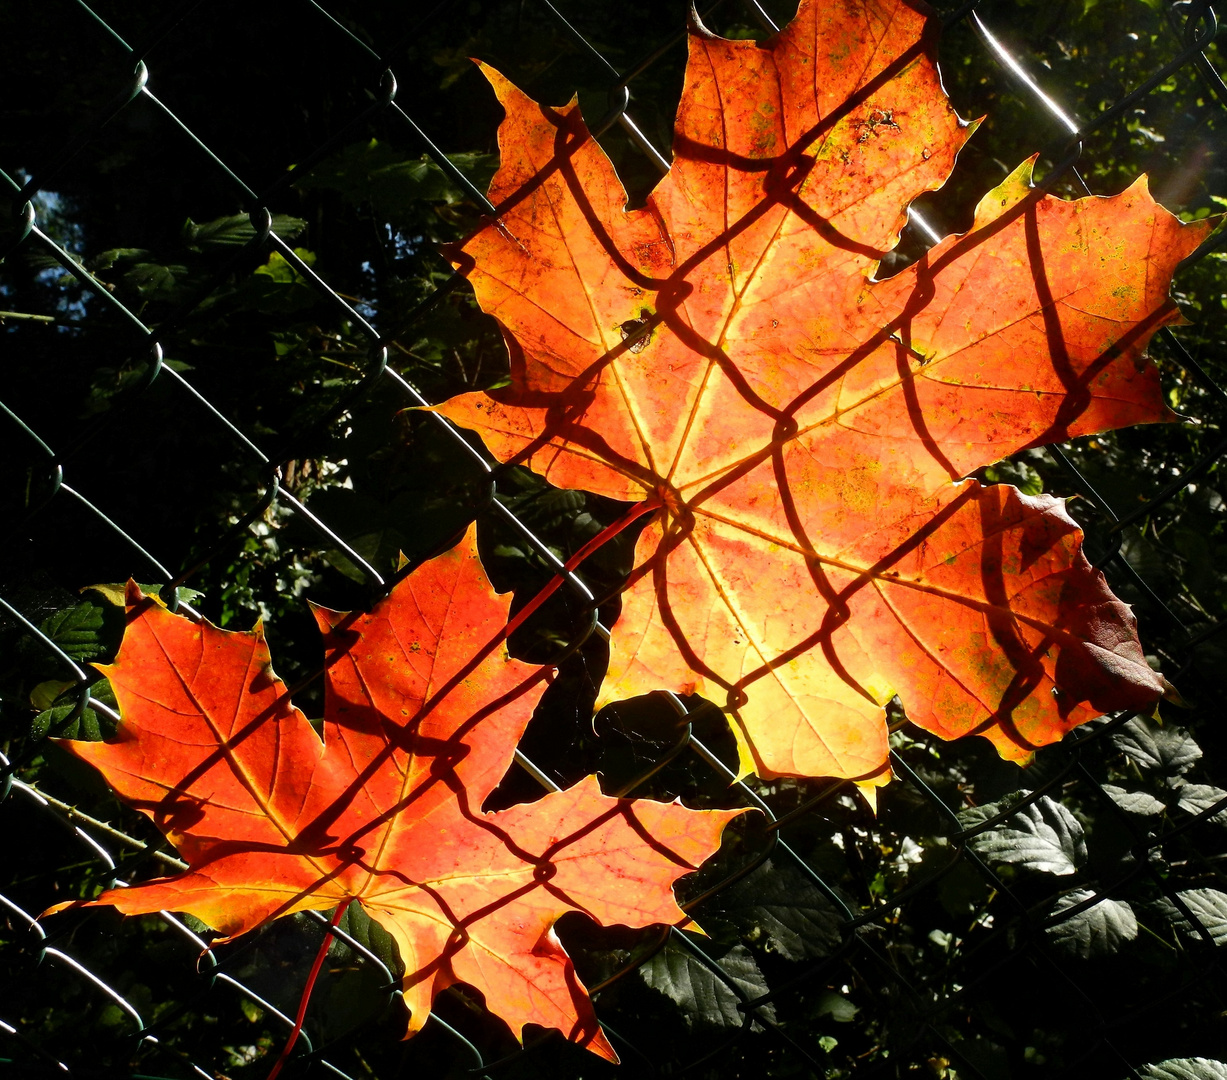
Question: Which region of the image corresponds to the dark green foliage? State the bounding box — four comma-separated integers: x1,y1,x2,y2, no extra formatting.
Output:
962,795,1088,876
36,599,118,664
1112,717,1204,776
30,679,118,742
1045,890,1138,958
1156,889,1227,946
638,936,776,1032
699,859,844,961
293,142,499,220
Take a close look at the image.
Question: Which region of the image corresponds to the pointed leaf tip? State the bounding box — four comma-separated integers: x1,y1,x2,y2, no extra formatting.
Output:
687,2,711,36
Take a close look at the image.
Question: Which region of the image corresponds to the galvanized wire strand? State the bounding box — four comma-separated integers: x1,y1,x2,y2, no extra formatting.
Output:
12,780,181,869
42,947,145,1031
527,0,671,170
213,974,314,1053
6,761,358,1073
0,1016,72,1074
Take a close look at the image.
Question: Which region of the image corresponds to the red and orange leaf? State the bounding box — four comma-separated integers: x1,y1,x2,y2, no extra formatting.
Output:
437,0,1209,782
45,526,743,1060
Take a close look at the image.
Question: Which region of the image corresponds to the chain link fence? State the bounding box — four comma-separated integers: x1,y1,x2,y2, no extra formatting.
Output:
2,0,1227,1076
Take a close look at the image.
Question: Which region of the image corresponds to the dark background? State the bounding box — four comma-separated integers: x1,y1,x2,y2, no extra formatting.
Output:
2,1,1227,1077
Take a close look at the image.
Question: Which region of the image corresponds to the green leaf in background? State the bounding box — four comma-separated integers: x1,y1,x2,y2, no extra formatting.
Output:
1045,890,1137,958
1155,889,1227,946
37,600,123,665
30,678,118,741
29,679,74,712
981,454,1045,496
123,260,188,300
331,897,403,978
1138,1059,1227,1080
320,901,403,1041
1111,717,1202,776
700,858,844,961
253,248,315,285
638,936,775,1032
182,212,307,251
1173,782,1227,823
293,140,498,221
962,794,1087,876
948,1037,1011,1080
83,582,205,609
301,485,478,584
1101,784,1166,817
485,469,640,589
813,989,858,1024
234,248,321,314
86,247,151,271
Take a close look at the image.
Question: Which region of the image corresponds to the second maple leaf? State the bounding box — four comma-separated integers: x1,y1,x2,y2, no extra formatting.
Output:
439,0,1209,783
48,527,740,1060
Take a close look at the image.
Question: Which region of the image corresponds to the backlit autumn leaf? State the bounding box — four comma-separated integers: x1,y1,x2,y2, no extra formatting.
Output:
438,0,1211,784
45,526,742,1060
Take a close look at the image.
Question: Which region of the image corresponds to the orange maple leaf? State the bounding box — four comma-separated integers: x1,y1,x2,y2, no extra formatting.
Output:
45,526,742,1060
437,0,1211,784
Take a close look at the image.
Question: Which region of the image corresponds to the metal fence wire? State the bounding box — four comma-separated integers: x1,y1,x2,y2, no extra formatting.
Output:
2,0,1227,1076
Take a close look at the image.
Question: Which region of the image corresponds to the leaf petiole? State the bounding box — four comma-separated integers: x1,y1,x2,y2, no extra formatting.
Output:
265,901,348,1080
